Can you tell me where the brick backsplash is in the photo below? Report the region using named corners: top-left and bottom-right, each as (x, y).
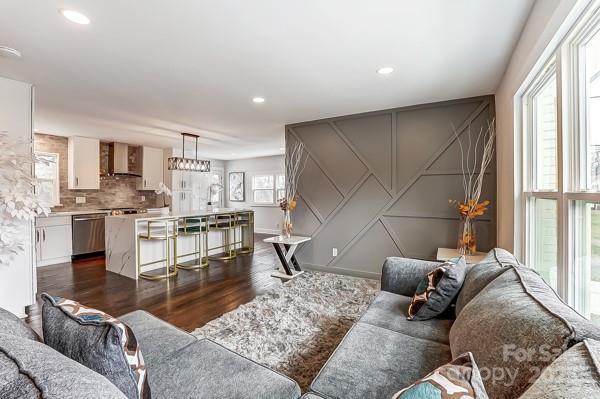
top-left (34, 133), bottom-right (159, 211)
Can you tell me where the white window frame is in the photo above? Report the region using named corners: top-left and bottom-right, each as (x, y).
top-left (210, 167), bottom-right (224, 207)
top-left (34, 151), bottom-right (60, 207)
top-left (519, 1), bottom-right (600, 308)
top-left (251, 171), bottom-right (285, 206)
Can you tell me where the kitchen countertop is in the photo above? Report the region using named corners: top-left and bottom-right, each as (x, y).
top-left (37, 209), bottom-right (110, 218)
top-left (106, 208), bottom-right (253, 222)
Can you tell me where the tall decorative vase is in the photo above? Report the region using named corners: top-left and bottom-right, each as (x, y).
top-left (457, 216), bottom-right (476, 255)
top-left (282, 209), bottom-right (292, 239)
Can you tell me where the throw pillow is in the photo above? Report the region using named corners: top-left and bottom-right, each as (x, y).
top-left (41, 294), bottom-right (150, 399)
top-left (407, 256), bottom-right (467, 320)
top-left (391, 352), bottom-right (488, 399)
top-left (0, 332), bottom-right (127, 399)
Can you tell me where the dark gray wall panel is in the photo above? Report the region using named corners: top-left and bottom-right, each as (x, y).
top-left (334, 114), bottom-right (392, 189)
top-left (428, 102), bottom-right (495, 171)
top-left (388, 174), bottom-right (495, 219)
top-left (291, 123), bottom-right (367, 194)
top-left (297, 154), bottom-right (343, 220)
top-left (297, 175), bottom-right (391, 266)
top-left (286, 95), bottom-right (496, 277)
top-left (385, 217), bottom-right (493, 260)
top-left (334, 220), bottom-right (402, 275)
top-left (293, 196), bottom-right (322, 236)
top-left (395, 100), bottom-right (482, 190)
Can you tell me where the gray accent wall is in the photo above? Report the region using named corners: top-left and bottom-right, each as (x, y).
top-left (286, 96), bottom-right (496, 278)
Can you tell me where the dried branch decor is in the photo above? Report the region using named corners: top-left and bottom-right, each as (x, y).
top-left (279, 141), bottom-right (308, 237)
top-left (449, 119), bottom-right (495, 255)
top-left (0, 133), bottom-right (51, 264)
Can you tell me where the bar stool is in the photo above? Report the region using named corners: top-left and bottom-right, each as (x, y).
top-left (235, 211), bottom-right (254, 255)
top-left (176, 216), bottom-right (209, 269)
top-left (208, 213), bottom-right (237, 260)
top-left (137, 218), bottom-right (178, 280)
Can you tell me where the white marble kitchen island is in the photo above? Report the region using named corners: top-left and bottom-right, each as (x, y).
top-left (105, 208), bottom-right (253, 279)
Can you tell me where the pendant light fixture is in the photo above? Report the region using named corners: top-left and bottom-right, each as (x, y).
top-left (168, 133), bottom-right (210, 172)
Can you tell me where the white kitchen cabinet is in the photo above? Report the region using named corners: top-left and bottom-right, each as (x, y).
top-left (171, 190), bottom-right (192, 213)
top-left (68, 136), bottom-right (100, 189)
top-left (35, 216), bottom-right (72, 267)
top-left (137, 146), bottom-right (163, 191)
top-left (171, 170), bottom-right (192, 191)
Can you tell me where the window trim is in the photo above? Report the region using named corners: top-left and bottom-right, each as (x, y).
top-left (519, 0), bottom-right (600, 309)
top-left (35, 151), bottom-right (60, 207)
top-left (250, 171), bottom-right (285, 207)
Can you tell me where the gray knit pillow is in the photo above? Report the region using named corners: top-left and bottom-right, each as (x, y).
top-left (42, 294), bottom-right (150, 399)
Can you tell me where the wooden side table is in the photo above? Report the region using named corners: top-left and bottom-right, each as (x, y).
top-left (436, 247), bottom-right (486, 265)
top-left (264, 235), bottom-right (311, 280)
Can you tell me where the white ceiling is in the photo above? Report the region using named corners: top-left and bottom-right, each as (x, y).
top-left (0, 0), bottom-right (534, 160)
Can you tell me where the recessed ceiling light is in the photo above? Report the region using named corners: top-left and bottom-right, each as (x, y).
top-left (0, 46), bottom-right (22, 58)
top-left (252, 97), bottom-right (265, 104)
top-left (60, 9), bottom-right (91, 25)
top-left (377, 66), bottom-right (394, 75)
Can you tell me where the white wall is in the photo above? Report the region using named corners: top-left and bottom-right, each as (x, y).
top-left (225, 155), bottom-right (284, 234)
top-left (0, 77), bottom-right (35, 317)
top-left (495, 0), bottom-right (579, 256)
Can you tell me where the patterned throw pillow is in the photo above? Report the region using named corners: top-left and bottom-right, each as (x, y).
top-left (41, 294), bottom-right (150, 399)
top-left (391, 352), bottom-right (488, 399)
top-left (407, 256), bottom-right (467, 320)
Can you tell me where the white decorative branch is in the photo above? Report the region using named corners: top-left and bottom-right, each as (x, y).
top-left (0, 133), bottom-right (51, 265)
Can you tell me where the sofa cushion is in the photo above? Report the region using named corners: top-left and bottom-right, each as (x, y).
top-left (519, 339), bottom-right (600, 399)
top-left (390, 352), bottom-right (488, 399)
top-left (146, 338), bottom-right (301, 399)
top-left (119, 310), bottom-right (196, 366)
top-left (0, 306), bottom-right (40, 341)
top-left (450, 265), bottom-right (600, 399)
top-left (0, 352), bottom-right (40, 398)
top-left (310, 322), bottom-right (452, 399)
top-left (42, 294), bottom-right (149, 399)
top-left (455, 248), bottom-right (520, 316)
top-left (359, 291), bottom-right (453, 344)
top-left (0, 332), bottom-right (127, 399)
top-left (408, 256), bottom-right (466, 320)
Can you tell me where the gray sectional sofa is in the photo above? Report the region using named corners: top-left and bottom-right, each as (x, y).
top-left (2, 247), bottom-right (599, 398)
top-left (303, 248), bottom-right (600, 399)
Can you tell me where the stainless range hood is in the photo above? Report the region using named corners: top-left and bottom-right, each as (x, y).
top-left (107, 142), bottom-right (142, 176)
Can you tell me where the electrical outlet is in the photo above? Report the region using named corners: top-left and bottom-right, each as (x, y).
top-left (332, 248), bottom-right (338, 257)
top-left (75, 196), bottom-right (86, 204)
top-left (140, 196), bottom-right (145, 201)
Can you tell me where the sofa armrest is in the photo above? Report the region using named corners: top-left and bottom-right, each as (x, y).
top-left (381, 257), bottom-right (441, 296)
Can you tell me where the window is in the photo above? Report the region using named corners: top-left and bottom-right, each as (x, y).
top-left (34, 152), bottom-right (60, 206)
top-left (251, 173), bottom-right (285, 205)
top-left (521, 3), bottom-right (600, 325)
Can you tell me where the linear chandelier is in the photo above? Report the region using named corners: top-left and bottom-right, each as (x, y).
top-left (168, 133), bottom-right (210, 172)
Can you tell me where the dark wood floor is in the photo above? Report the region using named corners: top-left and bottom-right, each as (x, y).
top-left (26, 234), bottom-right (283, 334)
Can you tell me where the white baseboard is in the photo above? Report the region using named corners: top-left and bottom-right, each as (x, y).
top-left (36, 256), bottom-right (72, 267)
top-left (255, 228), bottom-right (280, 235)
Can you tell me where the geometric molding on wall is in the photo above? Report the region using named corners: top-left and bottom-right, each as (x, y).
top-left (427, 102), bottom-right (494, 172)
top-left (290, 123), bottom-right (367, 194)
top-left (296, 174), bottom-right (392, 266)
top-left (297, 152), bottom-right (344, 220)
top-left (292, 196), bottom-right (322, 237)
top-left (334, 220), bottom-right (402, 274)
top-left (395, 99), bottom-right (484, 191)
top-left (333, 113), bottom-right (393, 191)
top-left (288, 95), bottom-right (496, 273)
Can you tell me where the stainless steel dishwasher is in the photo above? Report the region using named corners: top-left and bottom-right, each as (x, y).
top-left (72, 213), bottom-right (106, 256)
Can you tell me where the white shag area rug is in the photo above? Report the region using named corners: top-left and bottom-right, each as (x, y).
top-left (192, 271), bottom-right (380, 390)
